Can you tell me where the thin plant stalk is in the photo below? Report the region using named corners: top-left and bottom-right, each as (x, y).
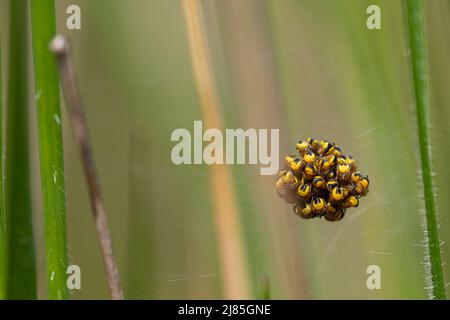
top-left (405, 0), bottom-right (446, 299)
top-left (126, 131), bottom-right (154, 299)
top-left (182, 0), bottom-right (251, 299)
top-left (50, 35), bottom-right (124, 300)
top-left (0, 42), bottom-right (6, 300)
top-left (6, 0), bottom-right (36, 299)
top-left (30, 0), bottom-right (68, 300)
top-left (258, 274), bottom-right (271, 300)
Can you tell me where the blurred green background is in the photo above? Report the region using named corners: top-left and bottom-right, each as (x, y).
top-left (1, 0), bottom-right (449, 299)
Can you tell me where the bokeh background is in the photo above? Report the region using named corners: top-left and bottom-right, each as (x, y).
top-left (1, 0), bottom-right (450, 299)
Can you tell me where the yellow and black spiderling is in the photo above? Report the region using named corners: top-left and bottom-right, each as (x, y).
top-left (275, 138), bottom-right (369, 222)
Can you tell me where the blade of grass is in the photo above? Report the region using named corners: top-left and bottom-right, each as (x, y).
top-left (258, 274), bottom-right (271, 300)
top-left (30, 0), bottom-right (68, 300)
top-left (0, 42), bottom-right (6, 300)
top-left (181, 0), bottom-right (251, 299)
top-left (126, 130), bottom-right (155, 299)
top-left (405, 0), bottom-right (446, 300)
top-left (6, 0), bottom-right (36, 299)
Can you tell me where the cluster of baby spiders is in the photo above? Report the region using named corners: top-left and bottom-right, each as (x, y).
top-left (276, 138), bottom-right (369, 221)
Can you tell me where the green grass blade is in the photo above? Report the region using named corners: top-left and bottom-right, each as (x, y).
top-left (31, 0), bottom-right (68, 300)
top-left (0, 41), bottom-right (6, 300)
top-left (6, 0), bottom-right (36, 299)
top-left (405, 0), bottom-right (446, 300)
top-left (258, 274), bottom-right (271, 300)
